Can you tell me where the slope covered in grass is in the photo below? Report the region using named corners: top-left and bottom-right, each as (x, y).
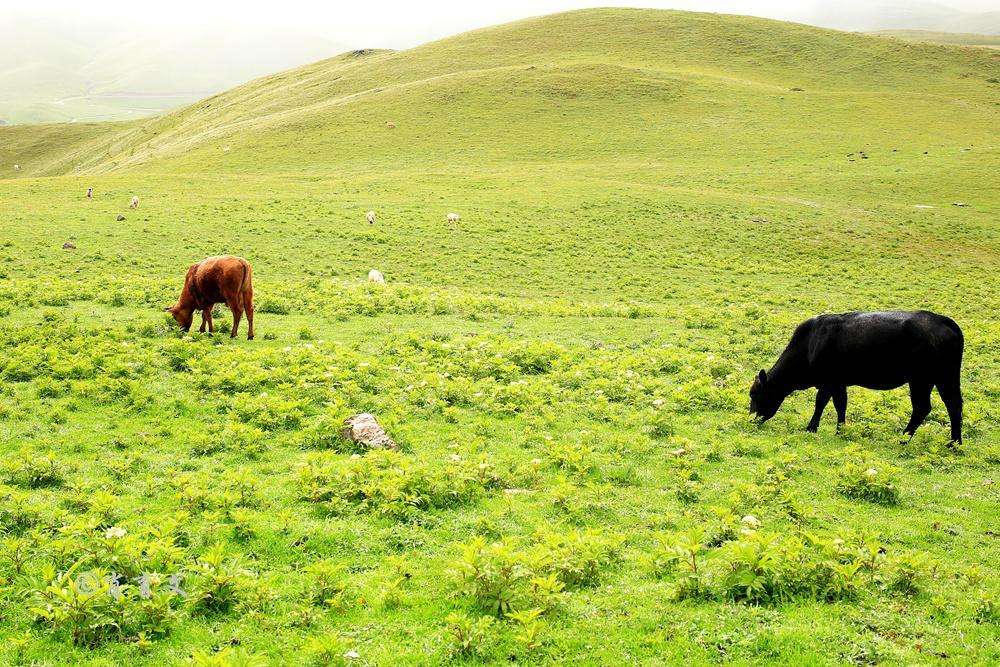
top-left (4, 8), bottom-right (997, 178)
top-left (0, 9), bottom-right (998, 665)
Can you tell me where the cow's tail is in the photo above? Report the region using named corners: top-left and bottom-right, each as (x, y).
top-left (238, 259), bottom-right (252, 310)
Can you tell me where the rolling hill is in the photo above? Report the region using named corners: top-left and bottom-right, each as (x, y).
top-left (0, 9), bottom-right (997, 665)
top-left (4, 8), bottom-right (998, 187)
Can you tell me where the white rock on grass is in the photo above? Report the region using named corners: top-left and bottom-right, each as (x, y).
top-left (341, 413), bottom-right (397, 450)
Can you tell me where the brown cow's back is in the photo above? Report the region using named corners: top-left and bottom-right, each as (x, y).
top-left (189, 256), bottom-right (251, 307)
top-left (169, 255), bottom-right (254, 339)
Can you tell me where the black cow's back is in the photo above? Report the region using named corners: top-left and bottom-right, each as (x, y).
top-left (802, 311), bottom-right (962, 390)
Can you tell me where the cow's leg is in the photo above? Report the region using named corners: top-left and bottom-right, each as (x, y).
top-left (832, 386), bottom-right (848, 430)
top-left (936, 374), bottom-right (963, 444)
top-left (206, 308), bottom-right (214, 333)
top-left (806, 387), bottom-right (832, 432)
top-left (245, 297), bottom-right (254, 340)
top-left (903, 381), bottom-right (932, 438)
top-left (199, 309), bottom-right (210, 333)
top-left (228, 299), bottom-right (243, 339)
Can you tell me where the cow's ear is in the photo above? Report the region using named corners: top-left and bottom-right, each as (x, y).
top-left (758, 369), bottom-right (767, 384)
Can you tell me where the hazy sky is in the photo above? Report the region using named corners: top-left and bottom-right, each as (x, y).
top-left (13, 1), bottom-right (1000, 48)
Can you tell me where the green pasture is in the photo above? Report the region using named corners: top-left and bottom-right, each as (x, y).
top-left (0, 9), bottom-right (997, 665)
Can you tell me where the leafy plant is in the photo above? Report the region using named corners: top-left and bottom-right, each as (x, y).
top-left (445, 612), bottom-right (496, 659)
top-left (187, 544), bottom-right (253, 615)
top-left (452, 537), bottom-right (531, 618)
top-left (303, 559), bottom-right (349, 609)
top-left (835, 454), bottom-right (900, 505)
top-left (4, 450), bottom-right (68, 489)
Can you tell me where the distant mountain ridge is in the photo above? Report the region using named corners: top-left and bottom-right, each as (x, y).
top-left (869, 29), bottom-right (1000, 47)
top-left (0, 12), bottom-right (348, 125)
top-left (3, 3), bottom-right (998, 126)
top-left (790, 1), bottom-right (1000, 34)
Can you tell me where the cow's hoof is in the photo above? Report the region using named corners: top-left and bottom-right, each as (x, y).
top-left (248, 336), bottom-right (254, 341)
top-left (805, 425), bottom-right (818, 433)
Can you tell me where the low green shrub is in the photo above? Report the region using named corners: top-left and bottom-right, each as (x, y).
top-left (452, 529), bottom-right (620, 618)
top-left (186, 544), bottom-right (254, 615)
top-left (4, 450), bottom-right (68, 489)
top-left (836, 454), bottom-right (900, 505)
top-left (445, 612), bottom-right (497, 659)
top-left (298, 450), bottom-right (492, 520)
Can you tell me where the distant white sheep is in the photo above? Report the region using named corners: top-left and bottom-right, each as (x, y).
top-left (13, 164), bottom-right (19, 171)
top-left (368, 269), bottom-right (385, 284)
top-left (366, 210), bottom-right (376, 224)
top-left (386, 121), bottom-right (396, 129)
top-left (130, 195), bottom-right (140, 209)
top-left (447, 212), bottom-right (460, 223)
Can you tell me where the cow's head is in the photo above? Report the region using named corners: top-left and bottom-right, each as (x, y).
top-left (749, 369), bottom-right (781, 422)
top-left (164, 305), bottom-right (194, 331)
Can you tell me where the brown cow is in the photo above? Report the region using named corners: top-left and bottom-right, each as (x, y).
top-left (165, 255), bottom-right (255, 339)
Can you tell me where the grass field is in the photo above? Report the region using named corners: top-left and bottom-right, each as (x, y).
top-left (0, 8), bottom-right (998, 665)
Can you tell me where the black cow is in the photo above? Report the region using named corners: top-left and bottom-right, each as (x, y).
top-left (750, 311), bottom-right (963, 443)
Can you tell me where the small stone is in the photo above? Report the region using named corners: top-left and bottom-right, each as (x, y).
top-left (116, 214), bottom-right (126, 221)
top-left (62, 241), bottom-right (76, 249)
top-left (741, 515), bottom-right (761, 529)
top-left (341, 413), bottom-right (397, 450)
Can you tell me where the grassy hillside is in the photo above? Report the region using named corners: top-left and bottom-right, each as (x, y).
top-left (871, 29), bottom-right (1000, 48)
top-left (0, 9), bottom-right (998, 665)
top-left (6, 9), bottom-right (998, 177)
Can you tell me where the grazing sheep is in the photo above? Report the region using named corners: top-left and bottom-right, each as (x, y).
top-left (447, 212), bottom-right (460, 223)
top-left (366, 210), bottom-right (376, 224)
top-left (386, 121), bottom-right (396, 129)
top-left (86, 187), bottom-right (93, 199)
top-left (13, 164), bottom-right (19, 171)
top-left (130, 196), bottom-right (139, 209)
top-left (368, 269), bottom-right (385, 284)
